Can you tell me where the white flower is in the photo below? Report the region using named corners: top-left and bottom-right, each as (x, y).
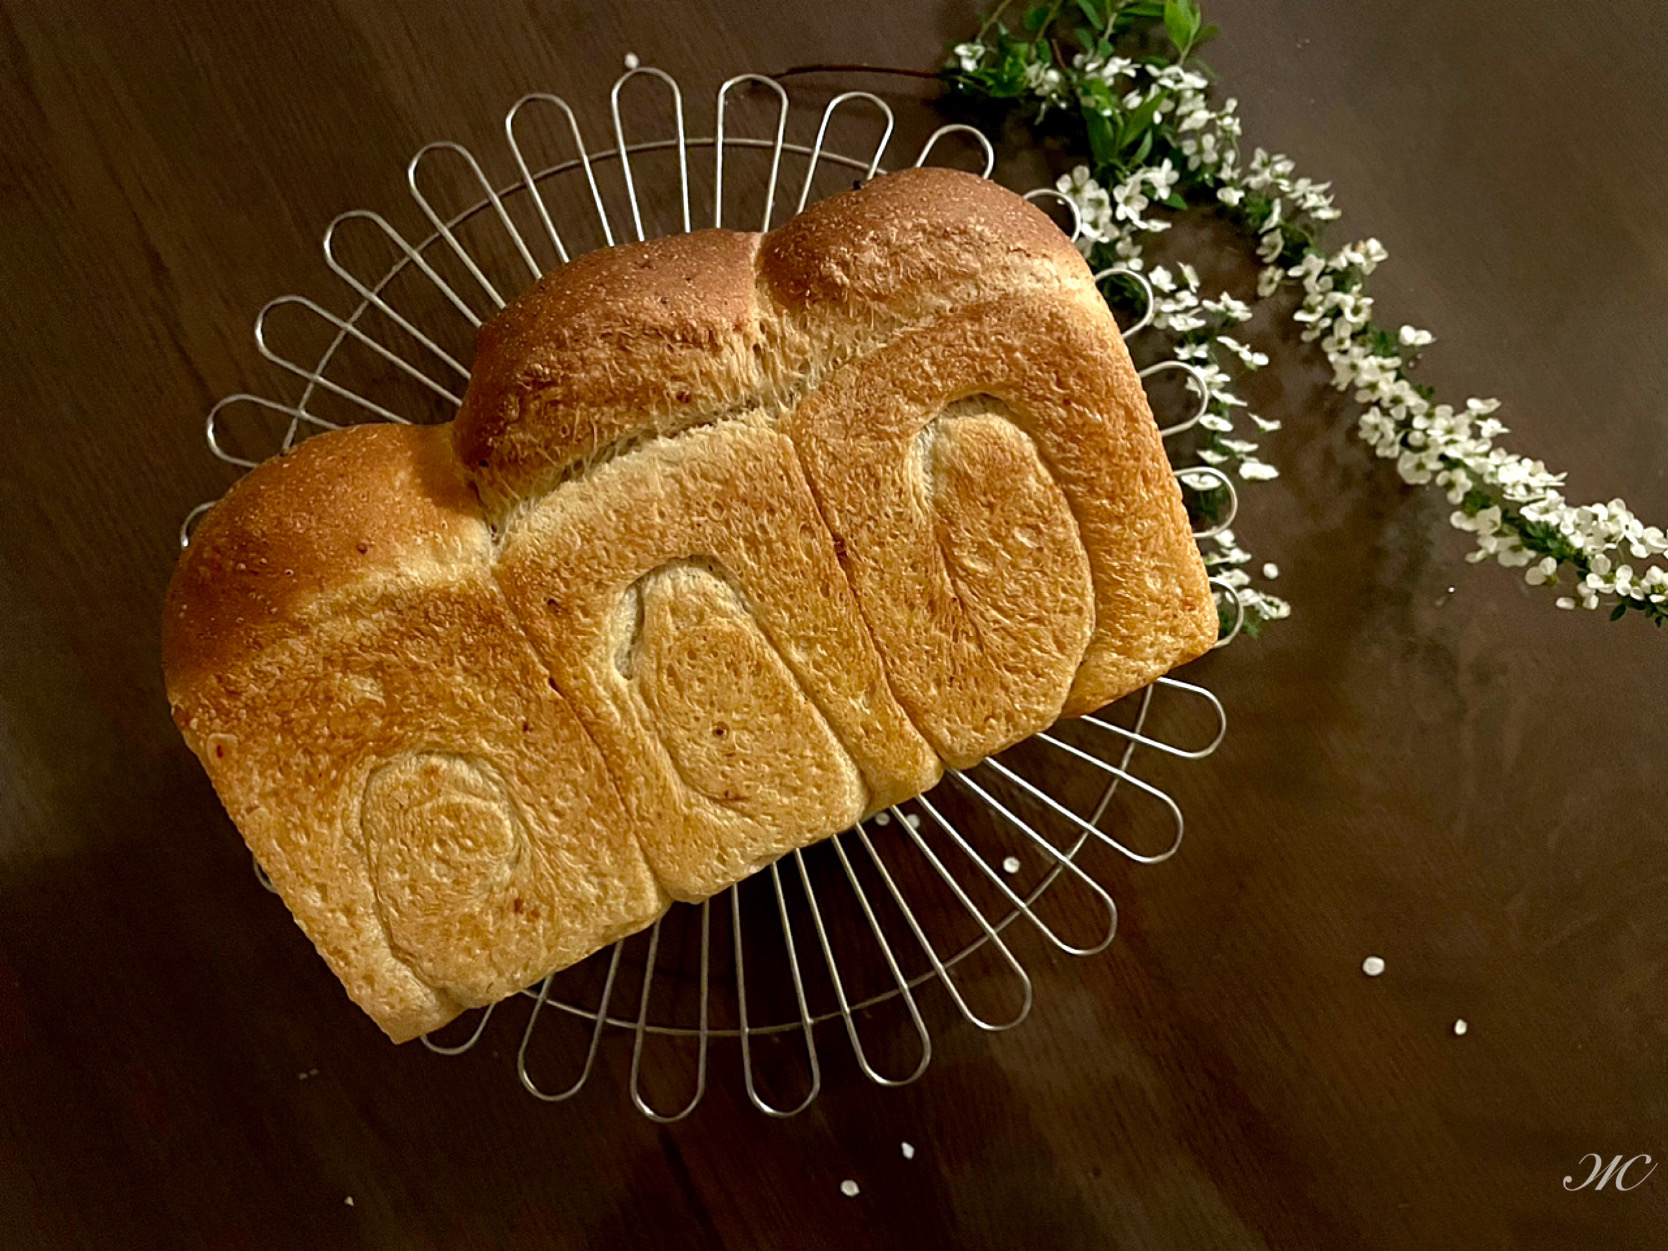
top-left (1023, 62), bottom-right (1065, 99)
top-left (952, 43), bottom-right (984, 73)
top-left (1055, 165), bottom-right (1115, 252)
top-left (1112, 175), bottom-right (1152, 225)
top-left (1150, 63), bottom-right (1209, 91)
top-left (1078, 54), bottom-right (1134, 85)
top-left (1398, 325), bottom-right (1435, 348)
top-left (1204, 293), bottom-right (1254, 323)
top-left (1145, 159), bottom-right (1180, 199)
top-left (1239, 460), bottom-right (1280, 481)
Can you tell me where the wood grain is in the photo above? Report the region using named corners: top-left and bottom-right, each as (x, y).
top-left (2, 1), bottom-right (1666, 1247)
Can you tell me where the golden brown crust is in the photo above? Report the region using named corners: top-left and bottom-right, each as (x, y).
top-left (783, 288), bottom-right (1214, 763)
top-left (165, 423), bottom-right (668, 1042)
top-left (454, 169), bottom-right (1094, 515)
top-left (758, 165), bottom-right (1083, 315)
top-left (495, 421), bottom-right (940, 900)
top-left (453, 229), bottom-right (766, 513)
top-left (165, 167), bottom-right (1213, 1042)
top-left (163, 423), bottom-right (484, 692)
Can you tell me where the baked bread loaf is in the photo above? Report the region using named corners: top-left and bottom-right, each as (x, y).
top-left (163, 167), bottom-right (1216, 1042)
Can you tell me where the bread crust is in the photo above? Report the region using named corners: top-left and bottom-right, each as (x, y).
top-left (164, 168), bottom-right (1214, 1041)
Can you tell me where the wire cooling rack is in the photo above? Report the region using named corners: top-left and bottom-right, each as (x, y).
top-left (192, 59), bottom-right (1243, 1121)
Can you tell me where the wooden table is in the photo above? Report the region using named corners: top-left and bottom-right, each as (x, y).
top-left (4, 1), bottom-right (1666, 1246)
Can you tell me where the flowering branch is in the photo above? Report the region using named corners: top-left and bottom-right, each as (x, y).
top-left (945, 0), bottom-right (1668, 627)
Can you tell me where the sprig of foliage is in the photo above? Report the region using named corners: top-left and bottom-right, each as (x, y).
top-left (944, 2), bottom-right (1668, 627)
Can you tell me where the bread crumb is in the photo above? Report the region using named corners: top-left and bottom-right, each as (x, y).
top-left (1361, 956), bottom-right (1385, 977)
top-left (874, 811), bottom-right (891, 825)
top-left (901, 1142), bottom-right (915, 1160)
top-left (1001, 856), bottom-right (1021, 875)
top-left (905, 813), bottom-right (922, 829)
top-left (344, 1197), bottom-right (354, 1207)
top-left (624, 52), bottom-right (641, 69)
top-left (840, 1179), bottom-right (860, 1198)
top-left (1453, 1019), bottom-right (1468, 1036)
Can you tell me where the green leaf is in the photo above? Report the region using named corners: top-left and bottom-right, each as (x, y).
top-left (1023, 3), bottom-right (1051, 32)
top-left (1074, 0), bottom-right (1107, 28)
top-left (1363, 324), bottom-right (1399, 358)
top-left (1131, 129), bottom-right (1154, 166)
top-left (1119, 90), bottom-right (1165, 149)
top-left (1460, 487), bottom-right (1493, 517)
top-left (1085, 109), bottom-right (1119, 165)
top-left (1611, 603), bottom-right (1629, 621)
top-left (1163, 0), bottom-right (1190, 51)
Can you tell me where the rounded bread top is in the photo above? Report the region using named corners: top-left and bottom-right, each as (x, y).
top-left (757, 164), bottom-right (1083, 313)
top-left (452, 166), bottom-right (1086, 508)
top-left (162, 422), bottom-right (486, 693)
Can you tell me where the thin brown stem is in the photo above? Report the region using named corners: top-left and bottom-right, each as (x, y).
top-left (769, 63), bottom-right (943, 82)
top-left (977, 0), bottom-right (1019, 41)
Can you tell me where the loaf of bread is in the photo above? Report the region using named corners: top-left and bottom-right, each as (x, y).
top-left (163, 167), bottom-right (1216, 1042)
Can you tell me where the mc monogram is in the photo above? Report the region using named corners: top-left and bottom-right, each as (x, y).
top-left (1563, 1154), bottom-right (1657, 1192)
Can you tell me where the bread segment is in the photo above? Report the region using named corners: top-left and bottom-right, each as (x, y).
top-left (163, 425), bottom-right (667, 1041)
top-left (783, 289), bottom-right (1215, 735)
top-left (496, 419), bottom-right (941, 899)
top-left (163, 168), bottom-right (1215, 1041)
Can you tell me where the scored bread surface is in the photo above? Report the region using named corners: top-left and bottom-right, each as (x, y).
top-left (162, 167), bottom-right (1217, 1041)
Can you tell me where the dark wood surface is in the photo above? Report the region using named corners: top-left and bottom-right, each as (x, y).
top-left (4, 1), bottom-right (1667, 1247)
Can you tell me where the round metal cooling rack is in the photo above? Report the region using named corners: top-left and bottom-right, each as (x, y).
top-left (203, 59), bottom-right (1241, 1122)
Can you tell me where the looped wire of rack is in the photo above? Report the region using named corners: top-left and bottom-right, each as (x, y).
top-left (205, 58), bottom-right (1236, 1122)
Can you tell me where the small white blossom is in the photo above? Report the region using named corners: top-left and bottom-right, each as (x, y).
top-left (1076, 53), bottom-right (1135, 85)
top-left (1023, 61), bottom-right (1066, 100)
top-left (1145, 158), bottom-right (1180, 200)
